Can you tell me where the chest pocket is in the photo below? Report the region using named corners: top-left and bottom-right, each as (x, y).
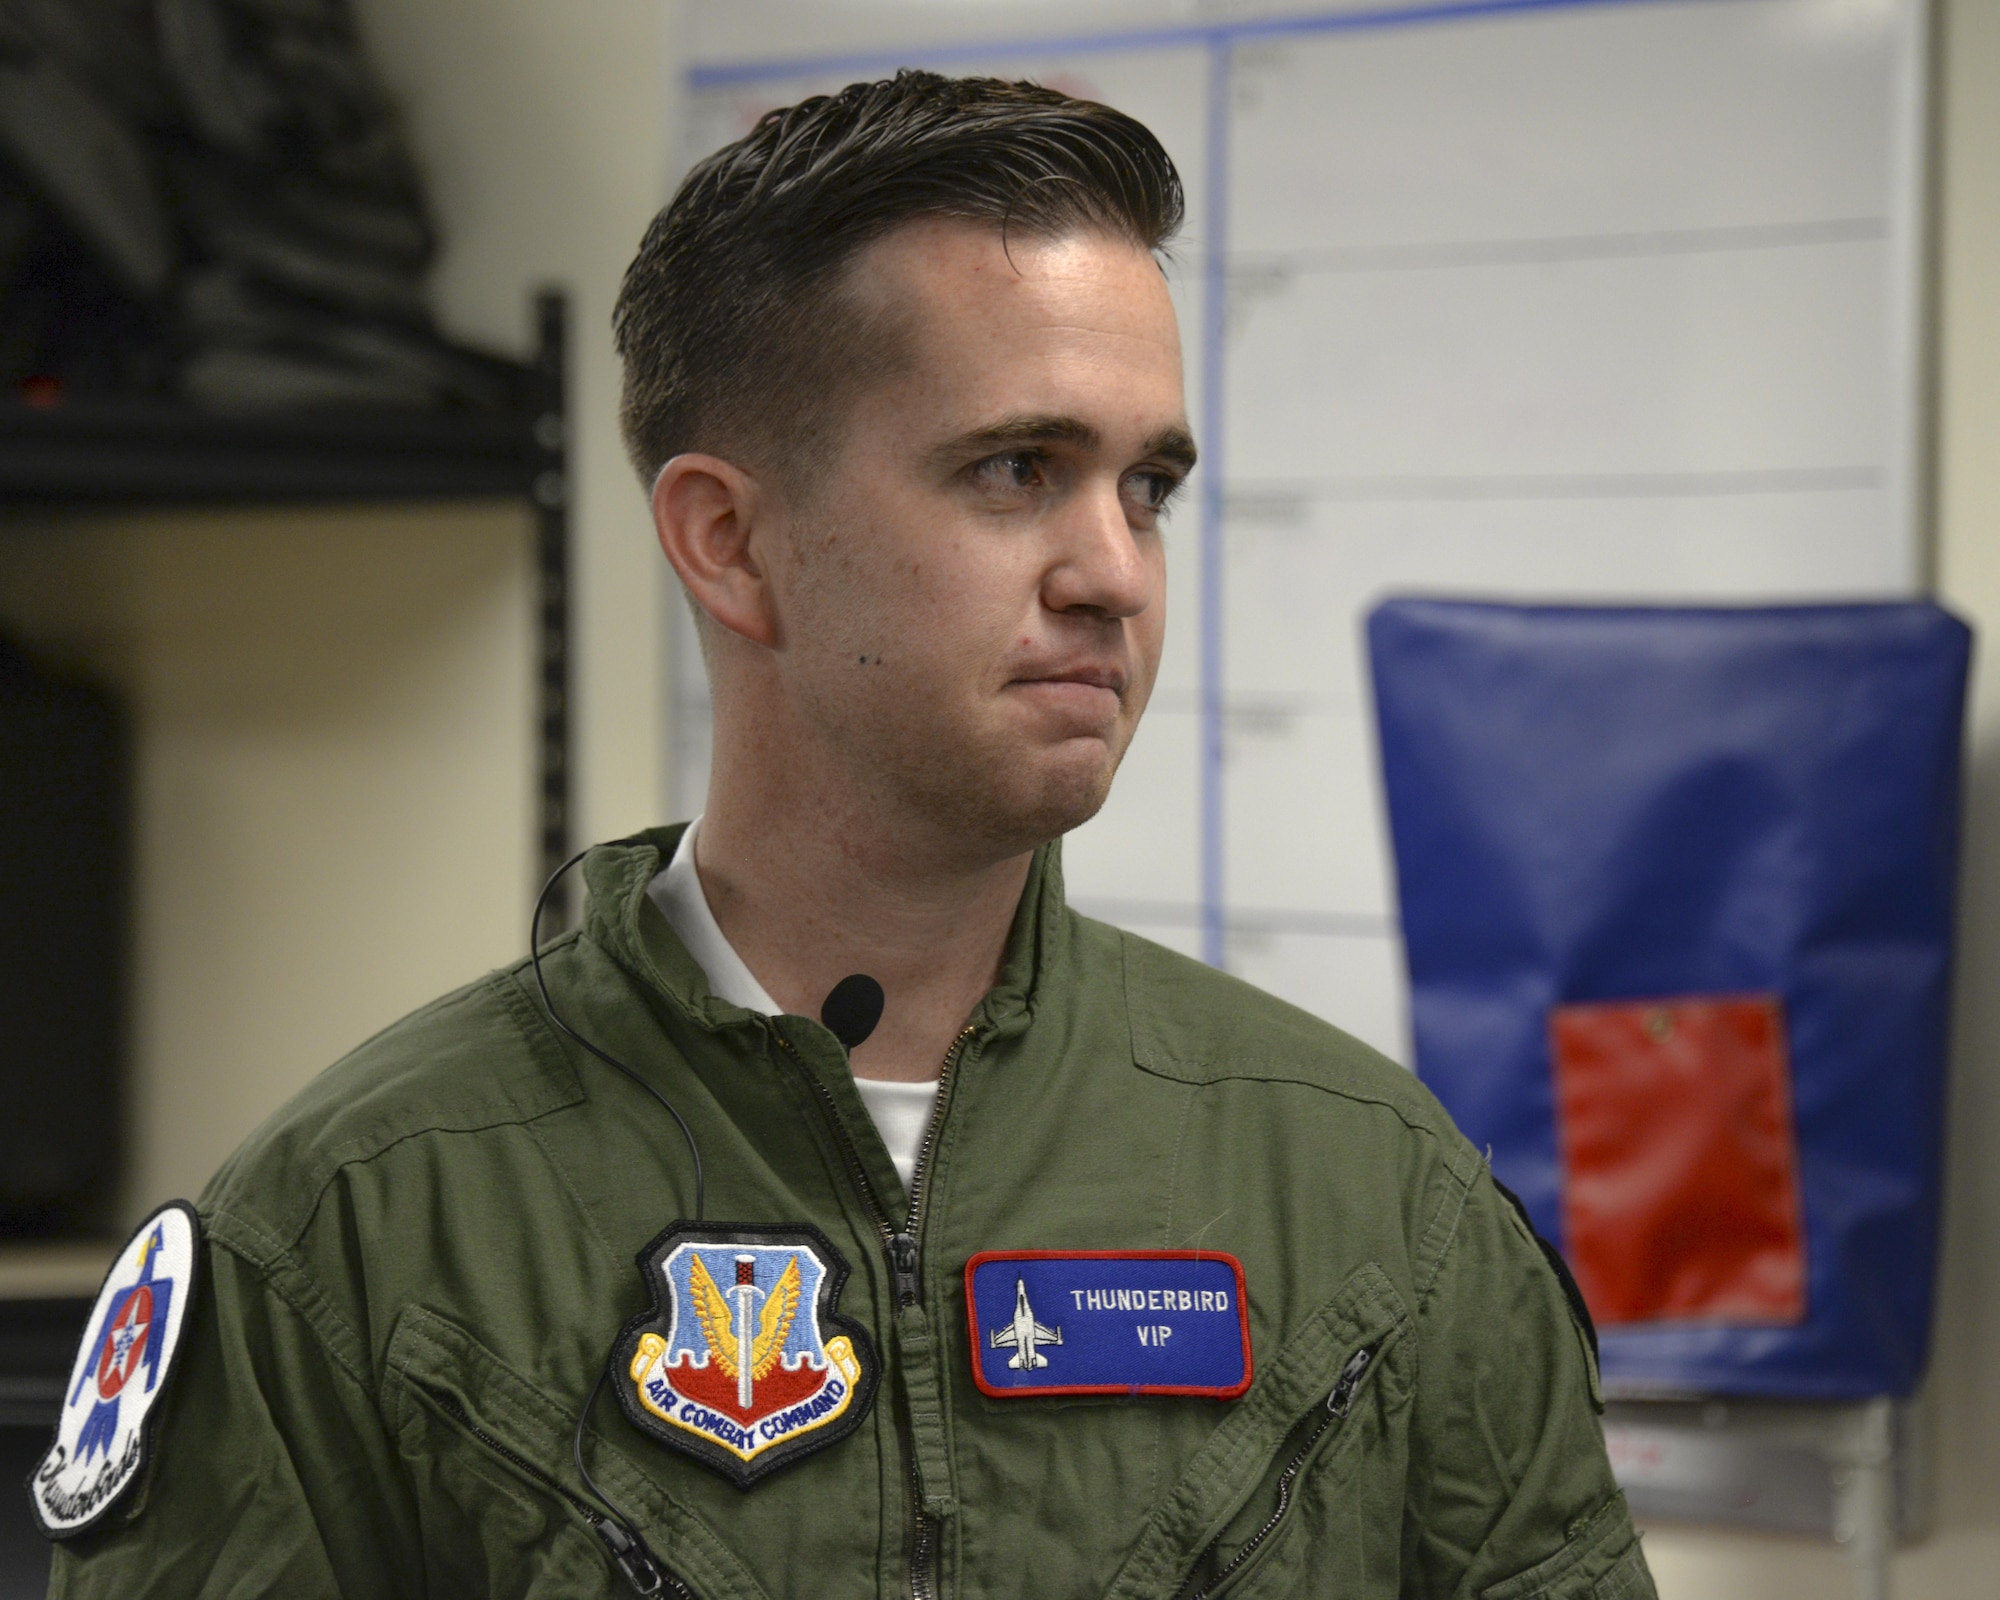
top-left (1099, 1264), bottom-right (1414, 1600)
top-left (383, 1305), bottom-right (766, 1600)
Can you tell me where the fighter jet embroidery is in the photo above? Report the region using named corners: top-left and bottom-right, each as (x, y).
top-left (988, 1276), bottom-right (1063, 1369)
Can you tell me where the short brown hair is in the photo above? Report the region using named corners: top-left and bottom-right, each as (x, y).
top-left (613, 71), bottom-right (1184, 490)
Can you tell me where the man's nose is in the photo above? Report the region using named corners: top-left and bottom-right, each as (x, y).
top-left (1042, 479), bottom-right (1156, 620)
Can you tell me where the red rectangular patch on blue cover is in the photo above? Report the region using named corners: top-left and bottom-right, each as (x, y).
top-left (964, 1251), bottom-right (1252, 1399)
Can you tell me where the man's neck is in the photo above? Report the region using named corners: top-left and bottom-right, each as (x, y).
top-left (691, 799), bottom-right (1033, 1084)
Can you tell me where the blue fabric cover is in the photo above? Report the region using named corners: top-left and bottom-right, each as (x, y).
top-left (1367, 600), bottom-right (1970, 1399)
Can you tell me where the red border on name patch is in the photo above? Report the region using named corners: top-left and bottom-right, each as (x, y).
top-left (962, 1249), bottom-right (1254, 1400)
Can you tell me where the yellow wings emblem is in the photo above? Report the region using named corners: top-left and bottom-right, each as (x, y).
top-left (687, 1253), bottom-right (802, 1381)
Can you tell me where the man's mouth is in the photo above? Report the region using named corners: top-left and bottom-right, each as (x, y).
top-left (1009, 662), bottom-right (1128, 697)
top-left (1006, 661), bottom-right (1129, 725)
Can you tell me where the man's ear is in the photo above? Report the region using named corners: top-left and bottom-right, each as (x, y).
top-left (651, 453), bottom-right (782, 648)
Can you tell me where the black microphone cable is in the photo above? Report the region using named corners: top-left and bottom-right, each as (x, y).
top-left (527, 846), bottom-right (886, 1596)
top-left (531, 847), bottom-right (695, 1597)
top-left (532, 847), bottom-right (707, 1222)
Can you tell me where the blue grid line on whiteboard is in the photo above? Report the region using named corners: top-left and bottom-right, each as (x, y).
top-left (687, 0), bottom-right (1712, 88)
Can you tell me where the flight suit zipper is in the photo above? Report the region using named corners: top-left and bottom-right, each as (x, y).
top-left (777, 1022), bottom-right (978, 1600)
top-left (423, 1386), bottom-right (693, 1598)
top-left (1180, 1344), bottom-right (1378, 1600)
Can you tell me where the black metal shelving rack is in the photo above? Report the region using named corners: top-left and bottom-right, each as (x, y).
top-left (0, 290), bottom-right (573, 907)
top-left (0, 291), bottom-right (573, 1430)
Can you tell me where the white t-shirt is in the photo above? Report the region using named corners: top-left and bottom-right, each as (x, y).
top-left (645, 817), bottom-right (938, 1188)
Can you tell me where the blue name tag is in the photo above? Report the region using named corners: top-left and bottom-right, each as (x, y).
top-left (963, 1251), bottom-right (1252, 1399)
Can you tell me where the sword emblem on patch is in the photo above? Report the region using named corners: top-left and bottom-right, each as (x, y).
top-left (610, 1222), bottom-right (878, 1487)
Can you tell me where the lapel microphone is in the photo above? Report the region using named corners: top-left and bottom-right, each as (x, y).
top-left (820, 974), bottom-right (886, 1050)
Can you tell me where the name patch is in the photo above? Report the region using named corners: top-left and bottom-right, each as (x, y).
top-left (964, 1250), bottom-right (1252, 1399)
top-left (610, 1221), bottom-right (879, 1488)
top-left (32, 1201), bottom-right (202, 1539)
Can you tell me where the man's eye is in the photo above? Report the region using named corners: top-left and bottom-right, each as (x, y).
top-left (972, 450), bottom-right (1050, 492)
top-left (1128, 470), bottom-right (1186, 514)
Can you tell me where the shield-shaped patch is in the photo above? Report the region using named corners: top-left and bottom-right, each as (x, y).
top-left (610, 1221), bottom-right (878, 1488)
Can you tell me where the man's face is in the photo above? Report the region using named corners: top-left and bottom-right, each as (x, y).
top-left (763, 219), bottom-right (1191, 861)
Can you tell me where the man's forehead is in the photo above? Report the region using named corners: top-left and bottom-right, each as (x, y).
top-left (845, 219), bottom-right (1172, 345)
top-left (842, 218), bottom-right (1186, 442)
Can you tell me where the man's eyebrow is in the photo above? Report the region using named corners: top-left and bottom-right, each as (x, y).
top-left (931, 415), bottom-right (1199, 471)
top-left (932, 414), bottom-right (1101, 465)
top-left (1142, 426), bottom-right (1199, 472)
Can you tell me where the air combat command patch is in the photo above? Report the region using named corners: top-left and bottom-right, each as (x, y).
top-left (32, 1201), bottom-right (203, 1538)
top-left (611, 1222), bottom-right (879, 1488)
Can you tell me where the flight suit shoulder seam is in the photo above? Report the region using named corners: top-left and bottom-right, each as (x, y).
top-left (1119, 935), bottom-right (1460, 1133)
top-left (520, 1116), bottom-right (622, 1265)
top-left (214, 973), bottom-right (585, 1256)
top-left (1412, 1152), bottom-right (1477, 1312)
top-left (1136, 1046), bottom-right (1472, 1147)
top-left (205, 1209), bottom-right (373, 1391)
top-left (241, 1106), bottom-right (580, 1264)
top-left (493, 957), bottom-right (590, 1082)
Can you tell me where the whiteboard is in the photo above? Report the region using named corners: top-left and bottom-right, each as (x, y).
top-left (668, 0), bottom-right (1931, 1062)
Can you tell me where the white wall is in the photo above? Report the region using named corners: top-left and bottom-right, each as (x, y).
top-left (0, 503), bottom-right (535, 1216)
top-left (352, 0), bottom-right (680, 848)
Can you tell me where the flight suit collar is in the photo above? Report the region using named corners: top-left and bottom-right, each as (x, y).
top-left (576, 821), bottom-right (1071, 1038)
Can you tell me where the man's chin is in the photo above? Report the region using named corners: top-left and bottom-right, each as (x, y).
top-left (954, 749), bottom-right (1119, 854)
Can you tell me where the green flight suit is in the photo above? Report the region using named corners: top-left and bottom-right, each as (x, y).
top-left (49, 827), bottom-right (1654, 1599)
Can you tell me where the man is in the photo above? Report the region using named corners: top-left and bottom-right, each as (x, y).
top-left (44, 74), bottom-right (1652, 1597)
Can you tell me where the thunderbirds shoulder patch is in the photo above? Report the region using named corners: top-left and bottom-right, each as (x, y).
top-left (32, 1201), bottom-right (202, 1538)
top-left (611, 1222), bottom-right (879, 1488)
top-left (965, 1249), bottom-right (1253, 1399)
